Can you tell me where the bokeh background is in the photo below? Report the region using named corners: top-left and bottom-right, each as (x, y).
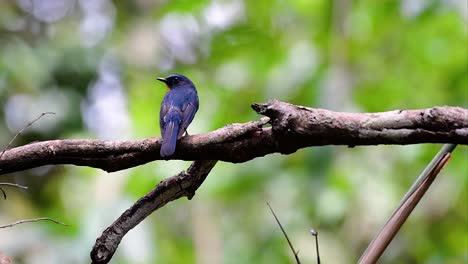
top-left (0, 0), bottom-right (467, 263)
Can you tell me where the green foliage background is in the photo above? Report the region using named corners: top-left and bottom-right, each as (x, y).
top-left (0, 1), bottom-right (466, 263)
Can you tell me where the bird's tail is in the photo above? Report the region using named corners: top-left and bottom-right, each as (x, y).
top-left (160, 120), bottom-right (180, 157)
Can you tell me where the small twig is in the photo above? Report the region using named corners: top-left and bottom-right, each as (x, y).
top-left (267, 202), bottom-right (301, 264)
top-left (358, 144), bottom-right (457, 263)
top-left (0, 183), bottom-right (28, 189)
top-left (0, 112), bottom-right (55, 160)
top-left (0, 183), bottom-right (28, 200)
top-left (310, 229), bottom-right (321, 264)
top-left (0, 217), bottom-right (67, 229)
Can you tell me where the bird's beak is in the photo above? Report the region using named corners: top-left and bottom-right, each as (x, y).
top-left (157, 77), bottom-right (167, 83)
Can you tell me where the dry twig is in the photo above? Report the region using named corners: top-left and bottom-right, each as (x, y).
top-left (310, 229), bottom-right (321, 264)
top-left (0, 217), bottom-right (67, 229)
top-left (0, 112), bottom-right (55, 160)
top-left (0, 183), bottom-right (28, 200)
top-left (267, 202), bottom-right (301, 264)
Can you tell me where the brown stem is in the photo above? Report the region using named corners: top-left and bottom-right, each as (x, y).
top-left (1, 101), bottom-right (466, 175)
top-left (358, 144), bottom-right (456, 263)
top-left (90, 160), bottom-right (218, 264)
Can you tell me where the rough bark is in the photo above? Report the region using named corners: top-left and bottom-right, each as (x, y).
top-left (90, 160), bottom-right (217, 264)
top-left (1, 100), bottom-right (467, 175)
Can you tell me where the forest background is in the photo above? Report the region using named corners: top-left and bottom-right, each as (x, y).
top-left (0, 1), bottom-right (466, 263)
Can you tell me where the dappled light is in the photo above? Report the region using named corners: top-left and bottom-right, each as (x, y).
top-left (0, 0), bottom-right (466, 263)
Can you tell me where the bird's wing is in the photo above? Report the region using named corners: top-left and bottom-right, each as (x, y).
top-left (178, 100), bottom-right (198, 138)
top-left (159, 101), bottom-right (171, 138)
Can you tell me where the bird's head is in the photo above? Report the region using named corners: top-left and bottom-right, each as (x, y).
top-left (157, 74), bottom-right (195, 90)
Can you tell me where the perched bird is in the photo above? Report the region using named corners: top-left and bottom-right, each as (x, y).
top-left (157, 74), bottom-right (199, 157)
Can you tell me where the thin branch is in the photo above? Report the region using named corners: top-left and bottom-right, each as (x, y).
top-left (0, 112), bottom-right (51, 199)
top-left (90, 160), bottom-right (218, 264)
top-left (267, 202), bottom-right (301, 264)
top-left (0, 112), bottom-right (55, 160)
top-left (1, 102), bottom-right (466, 175)
top-left (310, 229), bottom-right (321, 264)
top-left (0, 183), bottom-right (28, 189)
top-left (358, 144), bottom-right (457, 263)
top-left (0, 217), bottom-right (67, 229)
top-left (0, 183), bottom-right (28, 200)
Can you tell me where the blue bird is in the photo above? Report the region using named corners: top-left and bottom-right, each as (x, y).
top-left (157, 74), bottom-right (199, 157)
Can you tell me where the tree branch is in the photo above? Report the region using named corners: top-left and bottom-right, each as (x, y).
top-left (0, 100), bottom-right (466, 175)
top-left (0, 217), bottom-right (67, 229)
top-left (90, 160), bottom-right (217, 264)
